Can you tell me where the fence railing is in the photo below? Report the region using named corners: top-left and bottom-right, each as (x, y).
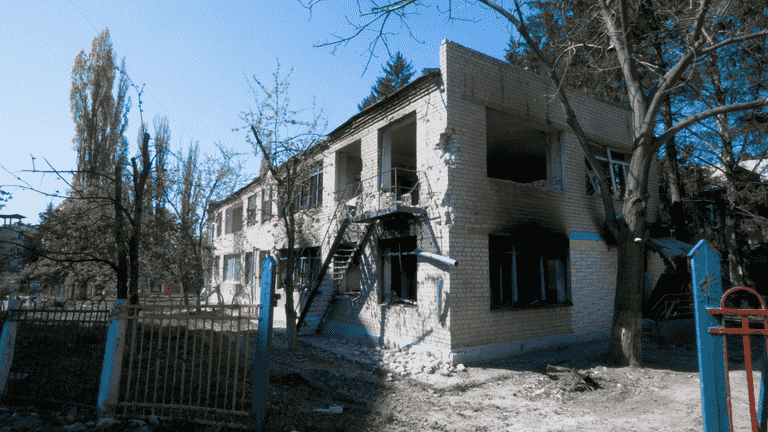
top-left (0, 297), bottom-right (112, 410)
top-left (0, 257), bottom-right (279, 431)
top-left (106, 299), bottom-right (259, 427)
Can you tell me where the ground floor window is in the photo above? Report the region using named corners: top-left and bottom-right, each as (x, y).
top-left (223, 254), bottom-right (241, 282)
top-left (489, 234), bottom-right (568, 309)
top-left (380, 236), bottom-right (417, 303)
top-left (277, 247), bottom-right (321, 290)
top-left (245, 252), bottom-right (254, 284)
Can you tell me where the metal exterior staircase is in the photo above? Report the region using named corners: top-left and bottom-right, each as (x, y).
top-left (296, 211), bottom-right (375, 336)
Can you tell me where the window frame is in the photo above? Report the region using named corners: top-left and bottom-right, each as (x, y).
top-left (586, 146), bottom-right (630, 199)
top-left (244, 251), bottom-right (254, 285)
top-left (261, 187), bottom-right (273, 222)
top-left (231, 205), bottom-right (243, 233)
top-left (223, 254), bottom-right (241, 282)
top-left (224, 208), bottom-right (233, 234)
top-left (247, 195), bottom-right (258, 226)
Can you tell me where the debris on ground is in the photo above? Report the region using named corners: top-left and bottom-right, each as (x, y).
top-left (546, 364), bottom-right (602, 392)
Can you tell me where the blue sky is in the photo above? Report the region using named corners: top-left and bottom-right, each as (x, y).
top-left (1, 0), bottom-right (517, 224)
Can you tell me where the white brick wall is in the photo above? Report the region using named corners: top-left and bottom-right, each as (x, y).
top-left (211, 40), bottom-right (661, 363)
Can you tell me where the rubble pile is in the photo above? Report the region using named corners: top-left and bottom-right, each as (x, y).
top-left (302, 335), bottom-right (466, 378)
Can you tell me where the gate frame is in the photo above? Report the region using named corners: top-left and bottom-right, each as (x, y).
top-left (691, 239), bottom-right (768, 432)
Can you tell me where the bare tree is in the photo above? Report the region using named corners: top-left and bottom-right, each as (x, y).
top-left (236, 63), bottom-right (327, 350)
top-left (302, 0), bottom-right (768, 365)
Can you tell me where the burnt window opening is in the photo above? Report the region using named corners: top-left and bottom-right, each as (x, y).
top-left (489, 234), bottom-right (569, 310)
top-left (485, 109), bottom-right (562, 188)
top-left (586, 146), bottom-right (630, 199)
top-left (380, 236), bottom-right (417, 304)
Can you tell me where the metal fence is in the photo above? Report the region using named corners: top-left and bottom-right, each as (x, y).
top-left (105, 294), bottom-right (262, 428)
top-left (0, 298), bottom-right (112, 411)
top-left (0, 257), bottom-right (278, 431)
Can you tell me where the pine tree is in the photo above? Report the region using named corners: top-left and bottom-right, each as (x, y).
top-left (357, 52), bottom-right (414, 111)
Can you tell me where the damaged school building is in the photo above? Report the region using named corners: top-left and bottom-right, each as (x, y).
top-left (209, 40), bottom-right (663, 365)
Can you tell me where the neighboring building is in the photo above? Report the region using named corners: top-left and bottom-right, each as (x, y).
top-left (210, 40), bottom-right (661, 365)
top-left (0, 214), bottom-right (31, 274)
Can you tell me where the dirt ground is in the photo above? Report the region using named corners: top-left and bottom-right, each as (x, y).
top-left (262, 324), bottom-right (767, 432)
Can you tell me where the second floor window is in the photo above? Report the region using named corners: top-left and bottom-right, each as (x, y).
top-left (247, 195), bottom-right (258, 226)
top-left (261, 187), bottom-right (273, 222)
top-left (225, 205), bottom-right (243, 234)
top-left (586, 146), bottom-right (630, 199)
top-left (216, 213), bottom-right (222, 237)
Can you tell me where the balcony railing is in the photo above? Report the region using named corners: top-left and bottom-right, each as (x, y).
top-left (338, 168), bottom-right (431, 216)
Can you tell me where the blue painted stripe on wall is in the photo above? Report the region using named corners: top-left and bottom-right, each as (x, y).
top-left (569, 231), bottom-right (603, 241)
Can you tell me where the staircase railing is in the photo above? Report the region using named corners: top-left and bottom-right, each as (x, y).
top-left (293, 169), bottom-right (433, 331)
top-left (294, 182), bottom-right (360, 329)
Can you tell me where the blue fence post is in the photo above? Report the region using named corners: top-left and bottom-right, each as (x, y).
top-left (248, 256), bottom-right (277, 432)
top-left (689, 239), bottom-right (732, 432)
top-left (97, 299), bottom-right (128, 421)
top-left (0, 300), bottom-right (21, 399)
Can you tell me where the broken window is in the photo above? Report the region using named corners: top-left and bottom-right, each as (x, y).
top-left (380, 117), bottom-right (417, 200)
top-left (489, 234), bottom-right (568, 309)
top-left (380, 236), bottom-right (417, 303)
top-left (586, 146), bottom-right (630, 199)
top-left (485, 108), bottom-right (562, 188)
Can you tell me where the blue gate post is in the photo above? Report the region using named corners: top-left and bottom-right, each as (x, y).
top-left (248, 256), bottom-right (277, 432)
top-left (97, 299), bottom-right (128, 420)
top-left (759, 352), bottom-right (768, 430)
top-left (0, 300), bottom-right (21, 399)
top-left (689, 239), bottom-right (732, 431)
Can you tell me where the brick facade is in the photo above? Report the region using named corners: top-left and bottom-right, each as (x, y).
top-left (211, 40), bottom-right (661, 365)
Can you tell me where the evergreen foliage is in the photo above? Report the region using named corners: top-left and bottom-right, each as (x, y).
top-left (358, 52), bottom-right (414, 111)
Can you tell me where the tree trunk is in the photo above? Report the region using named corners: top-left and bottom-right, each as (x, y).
top-left (128, 132), bottom-right (152, 306)
top-left (608, 223), bottom-right (646, 366)
top-left (114, 156), bottom-right (129, 300)
top-left (608, 145), bottom-right (652, 366)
